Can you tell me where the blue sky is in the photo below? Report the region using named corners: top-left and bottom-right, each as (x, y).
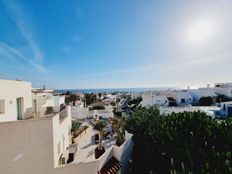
top-left (0, 0), bottom-right (231, 89)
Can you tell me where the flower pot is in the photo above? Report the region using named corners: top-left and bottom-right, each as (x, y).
top-left (95, 147), bottom-right (105, 159)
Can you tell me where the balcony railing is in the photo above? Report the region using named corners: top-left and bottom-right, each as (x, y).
top-left (59, 107), bottom-right (68, 123)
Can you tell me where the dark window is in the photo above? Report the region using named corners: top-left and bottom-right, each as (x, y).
top-left (223, 104), bottom-right (226, 111)
top-left (181, 98), bottom-right (185, 103)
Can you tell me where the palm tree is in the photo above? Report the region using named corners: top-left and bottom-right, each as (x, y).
top-left (94, 120), bottom-right (106, 158)
top-left (69, 93), bottom-right (79, 106)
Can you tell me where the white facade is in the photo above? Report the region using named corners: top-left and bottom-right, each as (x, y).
top-left (188, 89), bottom-right (216, 104)
top-left (32, 93), bottom-right (65, 118)
top-left (0, 79), bottom-right (72, 172)
top-left (52, 107), bottom-right (72, 166)
top-left (218, 101), bottom-right (232, 117)
top-left (71, 105), bottom-right (114, 119)
top-left (199, 83), bottom-right (232, 98)
top-left (0, 79), bottom-right (133, 174)
top-left (141, 93), bottom-right (169, 107)
top-left (172, 91), bottom-right (193, 106)
top-left (0, 79), bottom-right (32, 122)
top-left (0, 116), bottom-right (132, 174)
top-left (0, 106), bottom-right (73, 174)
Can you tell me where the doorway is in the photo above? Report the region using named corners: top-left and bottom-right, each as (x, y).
top-left (17, 97), bottom-right (24, 120)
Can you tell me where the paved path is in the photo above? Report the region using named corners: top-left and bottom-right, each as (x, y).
top-left (73, 125), bottom-right (116, 163)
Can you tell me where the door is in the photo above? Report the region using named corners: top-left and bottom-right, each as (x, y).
top-left (228, 107), bottom-right (232, 117)
top-left (17, 97), bottom-right (23, 120)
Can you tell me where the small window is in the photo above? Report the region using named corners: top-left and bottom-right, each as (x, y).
top-left (181, 98), bottom-right (185, 103)
top-left (0, 100), bottom-right (5, 114)
top-left (223, 104), bottom-right (226, 112)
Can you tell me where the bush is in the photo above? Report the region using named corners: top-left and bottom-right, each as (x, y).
top-left (215, 95), bottom-right (232, 103)
top-left (199, 96), bottom-right (213, 106)
top-left (91, 105), bottom-right (105, 110)
top-left (70, 121), bottom-right (81, 133)
top-left (126, 106), bottom-right (232, 174)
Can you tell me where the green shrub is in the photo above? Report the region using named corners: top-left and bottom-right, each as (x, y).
top-left (91, 105), bottom-right (105, 110)
top-left (126, 106), bottom-right (232, 174)
top-left (199, 96), bottom-right (213, 106)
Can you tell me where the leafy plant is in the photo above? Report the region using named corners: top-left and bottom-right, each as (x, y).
top-left (94, 120), bottom-right (106, 150)
top-left (199, 96), bottom-right (213, 106)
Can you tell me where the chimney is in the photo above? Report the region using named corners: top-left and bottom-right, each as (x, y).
top-left (43, 85), bottom-right (46, 90)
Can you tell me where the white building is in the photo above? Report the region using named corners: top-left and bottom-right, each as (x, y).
top-left (141, 93), bottom-right (169, 107)
top-left (0, 79), bottom-right (133, 174)
top-left (200, 83), bottom-right (232, 98)
top-left (188, 88), bottom-right (216, 104)
top-left (71, 104), bottom-right (114, 120)
top-left (0, 79), bottom-right (71, 172)
top-left (218, 101), bottom-right (232, 117)
top-left (188, 83), bottom-right (232, 104)
top-left (0, 79), bottom-right (33, 122)
top-left (169, 90), bottom-right (193, 106)
top-left (32, 92), bottom-right (65, 118)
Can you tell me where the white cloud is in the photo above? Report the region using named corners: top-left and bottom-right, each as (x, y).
top-left (0, 42), bottom-right (46, 73)
top-left (2, 0), bottom-right (45, 68)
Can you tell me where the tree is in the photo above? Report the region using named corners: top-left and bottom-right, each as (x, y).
top-left (70, 121), bottom-right (80, 133)
top-left (215, 94), bottom-right (232, 103)
top-left (85, 93), bottom-right (97, 106)
top-left (199, 96), bottom-right (213, 106)
top-left (125, 106), bottom-right (232, 174)
top-left (94, 120), bottom-right (106, 158)
top-left (91, 105), bottom-right (105, 110)
top-left (65, 93), bottom-right (80, 106)
top-left (98, 93), bottom-right (102, 100)
top-left (69, 93), bottom-right (80, 106)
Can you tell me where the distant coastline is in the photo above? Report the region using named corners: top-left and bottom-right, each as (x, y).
top-left (55, 87), bottom-right (177, 94)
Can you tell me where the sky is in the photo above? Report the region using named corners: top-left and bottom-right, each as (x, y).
top-left (0, 0), bottom-right (231, 89)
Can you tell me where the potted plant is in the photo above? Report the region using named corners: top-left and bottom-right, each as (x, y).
top-left (111, 117), bottom-right (125, 146)
top-left (94, 120), bottom-right (106, 159)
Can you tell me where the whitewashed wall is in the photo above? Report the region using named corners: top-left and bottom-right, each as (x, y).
top-left (52, 106), bottom-right (72, 167)
top-left (0, 106), bottom-right (133, 174)
top-left (0, 79), bottom-right (32, 122)
top-left (142, 93), bottom-right (169, 107)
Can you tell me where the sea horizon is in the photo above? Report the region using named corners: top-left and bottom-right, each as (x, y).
top-left (55, 87), bottom-right (179, 94)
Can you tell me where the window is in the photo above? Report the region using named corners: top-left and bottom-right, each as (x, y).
top-left (0, 100), bottom-right (5, 114)
top-left (181, 98), bottom-right (185, 103)
top-left (223, 104), bottom-right (226, 112)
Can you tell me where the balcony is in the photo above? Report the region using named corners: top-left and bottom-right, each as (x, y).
top-left (59, 107), bottom-right (68, 123)
top-left (43, 105), bottom-right (68, 123)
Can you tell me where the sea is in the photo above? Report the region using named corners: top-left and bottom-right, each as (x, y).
top-left (55, 87), bottom-right (176, 94)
